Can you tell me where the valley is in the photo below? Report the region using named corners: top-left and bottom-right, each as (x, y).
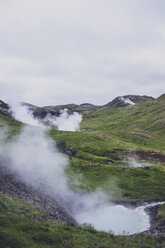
top-left (0, 94), bottom-right (165, 247)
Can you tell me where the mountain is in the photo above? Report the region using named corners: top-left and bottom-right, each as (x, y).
top-left (23, 94), bottom-right (154, 119)
top-left (101, 95), bottom-right (155, 110)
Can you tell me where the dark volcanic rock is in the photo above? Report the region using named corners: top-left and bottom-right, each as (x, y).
top-left (145, 205), bottom-right (165, 236)
top-left (0, 100), bottom-right (11, 116)
top-left (56, 141), bottom-right (67, 153)
top-left (56, 141), bottom-right (77, 158)
top-left (66, 147), bottom-right (77, 157)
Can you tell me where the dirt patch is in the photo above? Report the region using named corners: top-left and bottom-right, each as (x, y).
top-left (112, 149), bottom-right (165, 163)
top-left (128, 150), bottom-right (165, 163)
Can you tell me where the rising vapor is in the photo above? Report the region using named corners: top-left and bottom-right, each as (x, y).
top-left (45, 108), bottom-right (82, 131)
top-left (11, 103), bottom-right (82, 131)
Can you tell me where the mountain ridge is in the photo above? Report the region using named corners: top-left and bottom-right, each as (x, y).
top-left (20, 94), bottom-right (157, 119)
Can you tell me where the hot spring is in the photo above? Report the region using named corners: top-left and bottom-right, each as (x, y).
top-left (127, 158), bottom-right (151, 168)
top-left (74, 202), bottom-right (164, 235)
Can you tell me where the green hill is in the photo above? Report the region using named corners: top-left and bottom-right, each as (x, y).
top-left (49, 95), bottom-right (165, 201)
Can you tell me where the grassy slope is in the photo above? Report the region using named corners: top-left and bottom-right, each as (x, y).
top-left (0, 113), bottom-right (23, 140)
top-left (49, 96), bottom-right (165, 201)
top-left (81, 95), bottom-right (165, 150)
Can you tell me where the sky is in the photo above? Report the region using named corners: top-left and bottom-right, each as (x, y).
top-left (0, 0), bottom-right (165, 106)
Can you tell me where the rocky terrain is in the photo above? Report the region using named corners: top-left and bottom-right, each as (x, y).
top-left (146, 205), bottom-right (165, 236)
top-left (0, 157), bottom-right (75, 224)
top-left (0, 100), bottom-right (11, 116)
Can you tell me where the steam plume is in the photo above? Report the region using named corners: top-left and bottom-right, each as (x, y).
top-left (11, 103), bottom-right (82, 131)
top-left (120, 96), bottom-right (135, 105)
top-left (45, 108), bottom-right (82, 131)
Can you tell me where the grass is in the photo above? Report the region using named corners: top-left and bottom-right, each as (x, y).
top-left (157, 204), bottom-right (165, 218)
top-left (66, 158), bottom-right (165, 201)
top-left (81, 96), bottom-right (165, 150)
top-left (0, 113), bottom-right (23, 140)
top-left (0, 192), bottom-right (165, 248)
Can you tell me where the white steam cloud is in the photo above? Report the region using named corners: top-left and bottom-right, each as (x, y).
top-left (120, 96), bottom-right (135, 105)
top-left (1, 127), bottom-right (68, 195)
top-left (45, 109), bottom-right (82, 131)
top-left (11, 103), bottom-right (82, 131)
top-left (128, 158), bottom-right (150, 168)
top-left (11, 103), bottom-right (42, 127)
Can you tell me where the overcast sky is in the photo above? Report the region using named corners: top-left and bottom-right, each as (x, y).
top-left (0, 0), bottom-right (165, 106)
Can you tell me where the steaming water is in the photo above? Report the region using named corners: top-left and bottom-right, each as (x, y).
top-left (75, 202), bottom-right (162, 235)
top-left (128, 158), bottom-right (150, 168)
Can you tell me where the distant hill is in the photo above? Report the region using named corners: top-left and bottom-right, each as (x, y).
top-left (81, 93), bottom-right (165, 139)
top-left (22, 102), bottom-right (100, 119)
top-left (22, 95), bottom-right (155, 119)
top-left (101, 95), bottom-right (155, 110)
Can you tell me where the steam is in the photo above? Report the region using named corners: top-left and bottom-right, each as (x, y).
top-left (45, 109), bottom-right (82, 131)
top-left (11, 103), bottom-right (43, 127)
top-left (75, 203), bottom-right (149, 235)
top-left (0, 126), bottom-right (69, 194)
top-left (11, 103), bottom-right (82, 131)
top-left (120, 96), bottom-right (135, 105)
top-left (128, 158), bottom-right (150, 168)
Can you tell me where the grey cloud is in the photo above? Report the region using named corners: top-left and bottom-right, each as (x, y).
top-left (0, 0), bottom-right (165, 106)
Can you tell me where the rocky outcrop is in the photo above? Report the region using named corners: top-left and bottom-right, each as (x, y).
top-left (0, 100), bottom-right (11, 116)
top-left (56, 141), bottom-right (77, 158)
top-left (145, 204), bottom-right (165, 236)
